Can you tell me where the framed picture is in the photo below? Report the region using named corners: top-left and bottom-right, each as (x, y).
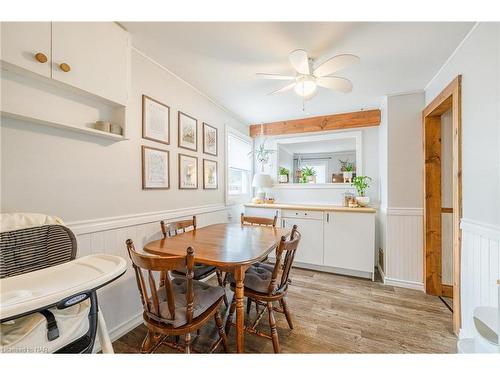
top-left (202, 122), bottom-right (218, 156)
top-left (203, 159), bottom-right (218, 189)
top-left (142, 146), bottom-right (170, 190)
top-left (178, 154), bottom-right (198, 189)
top-left (178, 111), bottom-right (198, 151)
top-left (142, 95), bottom-right (170, 145)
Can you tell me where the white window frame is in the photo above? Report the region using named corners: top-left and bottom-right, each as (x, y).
top-left (225, 125), bottom-right (253, 205)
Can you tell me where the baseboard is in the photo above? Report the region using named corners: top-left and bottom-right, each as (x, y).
top-left (67, 203), bottom-right (228, 235)
top-left (442, 284), bottom-right (453, 298)
top-left (292, 262), bottom-right (374, 280)
top-left (384, 277), bottom-right (424, 291)
top-left (93, 311), bottom-right (144, 353)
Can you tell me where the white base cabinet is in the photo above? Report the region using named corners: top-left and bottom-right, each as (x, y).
top-left (244, 206), bottom-right (376, 280)
top-left (323, 211), bottom-right (375, 279)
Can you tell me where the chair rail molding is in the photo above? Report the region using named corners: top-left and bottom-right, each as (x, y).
top-left (459, 217), bottom-right (500, 338)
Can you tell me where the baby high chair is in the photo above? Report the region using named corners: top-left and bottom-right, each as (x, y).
top-left (0, 213), bottom-right (126, 353)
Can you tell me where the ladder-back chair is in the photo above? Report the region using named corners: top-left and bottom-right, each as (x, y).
top-left (125, 239), bottom-right (228, 353)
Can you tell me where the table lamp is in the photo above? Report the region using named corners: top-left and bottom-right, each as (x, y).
top-left (252, 173), bottom-right (273, 203)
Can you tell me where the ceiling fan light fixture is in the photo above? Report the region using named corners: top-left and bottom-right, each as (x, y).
top-left (294, 76), bottom-right (317, 97)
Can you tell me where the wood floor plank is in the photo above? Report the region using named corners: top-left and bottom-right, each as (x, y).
top-left (113, 268), bottom-right (456, 353)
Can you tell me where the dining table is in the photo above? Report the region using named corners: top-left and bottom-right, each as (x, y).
top-left (143, 222), bottom-right (290, 353)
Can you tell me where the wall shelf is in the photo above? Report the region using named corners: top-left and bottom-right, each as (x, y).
top-left (1, 111), bottom-right (129, 141)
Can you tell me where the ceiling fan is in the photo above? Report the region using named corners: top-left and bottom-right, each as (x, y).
top-left (257, 49), bottom-right (359, 99)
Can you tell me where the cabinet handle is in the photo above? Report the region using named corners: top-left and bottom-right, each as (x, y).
top-left (282, 219), bottom-right (285, 227)
top-left (34, 52), bottom-right (48, 63)
top-left (59, 63), bottom-right (71, 72)
top-left (326, 213), bottom-right (329, 223)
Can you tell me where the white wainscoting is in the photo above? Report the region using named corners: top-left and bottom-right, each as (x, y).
top-left (383, 207), bottom-right (424, 290)
top-left (459, 218), bottom-right (500, 339)
top-left (66, 203), bottom-right (230, 345)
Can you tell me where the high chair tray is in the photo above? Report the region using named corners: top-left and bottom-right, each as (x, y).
top-left (0, 254), bottom-right (127, 321)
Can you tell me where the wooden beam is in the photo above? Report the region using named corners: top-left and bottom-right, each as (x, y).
top-left (249, 109), bottom-right (381, 137)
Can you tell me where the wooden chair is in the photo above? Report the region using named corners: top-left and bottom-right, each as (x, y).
top-left (236, 212), bottom-right (278, 313)
top-left (125, 239), bottom-right (228, 353)
top-left (225, 225), bottom-right (301, 353)
top-left (161, 216), bottom-right (228, 306)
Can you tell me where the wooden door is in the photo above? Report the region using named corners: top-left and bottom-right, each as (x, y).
top-left (1, 22), bottom-right (51, 77)
top-left (51, 22), bottom-right (129, 105)
top-left (282, 217), bottom-right (323, 266)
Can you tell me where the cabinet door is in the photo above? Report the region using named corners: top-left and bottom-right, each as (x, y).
top-left (323, 212), bottom-right (375, 273)
top-left (51, 22), bottom-right (129, 105)
top-left (1, 22), bottom-right (51, 77)
top-left (282, 217), bottom-right (323, 266)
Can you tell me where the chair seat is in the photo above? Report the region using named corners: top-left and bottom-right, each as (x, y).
top-left (152, 278), bottom-right (224, 328)
top-left (228, 263), bottom-right (274, 294)
top-left (172, 263), bottom-right (217, 279)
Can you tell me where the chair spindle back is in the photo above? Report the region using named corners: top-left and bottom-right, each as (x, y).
top-left (125, 239), bottom-right (195, 324)
top-left (240, 211), bottom-right (278, 227)
top-left (161, 216), bottom-right (196, 238)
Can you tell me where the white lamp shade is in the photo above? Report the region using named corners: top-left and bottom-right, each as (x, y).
top-left (252, 173), bottom-right (273, 188)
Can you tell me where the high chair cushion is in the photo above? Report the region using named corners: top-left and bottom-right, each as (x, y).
top-left (155, 278), bottom-right (224, 328)
top-left (172, 264), bottom-right (217, 280)
top-left (0, 300), bottom-right (90, 353)
top-left (228, 263), bottom-right (274, 294)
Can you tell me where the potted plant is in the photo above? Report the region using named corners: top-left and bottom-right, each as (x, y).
top-left (248, 138), bottom-right (275, 172)
top-left (351, 176), bottom-right (372, 207)
top-left (279, 167), bottom-right (289, 183)
top-left (339, 159), bottom-right (354, 183)
top-left (300, 166), bottom-right (316, 183)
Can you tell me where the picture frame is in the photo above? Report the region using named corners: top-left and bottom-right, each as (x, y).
top-left (203, 159), bottom-right (218, 189)
top-left (142, 95), bottom-right (170, 145)
top-left (178, 153), bottom-right (198, 189)
top-left (142, 146), bottom-right (170, 190)
top-left (202, 122), bottom-right (218, 156)
top-left (178, 111), bottom-right (198, 151)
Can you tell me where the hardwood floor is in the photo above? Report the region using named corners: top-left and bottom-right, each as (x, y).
top-left (113, 268), bottom-right (457, 353)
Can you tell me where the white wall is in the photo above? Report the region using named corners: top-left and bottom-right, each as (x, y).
top-left (424, 22), bottom-right (500, 338)
top-left (378, 92), bottom-right (425, 288)
top-left (1, 48), bottom-right (247, 222)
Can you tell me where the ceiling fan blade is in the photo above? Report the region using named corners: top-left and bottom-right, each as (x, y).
top-left (313, 54), bottom-right (360, 77)
top-left (316, 76), bottom-right (353, 93)
top-left (268, 82), bottom-right (296, 95)
top-left (289, 49), bottom-right (310, 75)
top-left (256, 73), bottom-right (296, 80)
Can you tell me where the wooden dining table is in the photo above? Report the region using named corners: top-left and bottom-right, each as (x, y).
top-left (143, 222), bottom-right (290, 353)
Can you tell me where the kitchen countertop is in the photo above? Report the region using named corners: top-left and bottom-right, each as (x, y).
top-left (244, 202), bottom-right (376, 213)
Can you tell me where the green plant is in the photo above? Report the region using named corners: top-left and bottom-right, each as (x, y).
top-left (300, 166), bottom-right (316, 183)
top-left (247, 138), bottom-right (275, 171)
top-left (279, 167), bottom-right (289, 176)
top-left (339, 159), bottom-right (354, 172)
top-left (351, 176), bottom-right (372, 196)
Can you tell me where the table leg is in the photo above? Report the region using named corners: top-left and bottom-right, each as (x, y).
top-left (234, 266), bottom-right (245, 353)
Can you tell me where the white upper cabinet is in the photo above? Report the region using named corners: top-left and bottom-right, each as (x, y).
top-left (51, 22), bottom-right (129, 105)
top-left (1, 22), bottom-right (52, 77)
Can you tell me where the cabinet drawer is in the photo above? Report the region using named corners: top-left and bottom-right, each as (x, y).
top-left (281, 209), bottom-right (323, 220)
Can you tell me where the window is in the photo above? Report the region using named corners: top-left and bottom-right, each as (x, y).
top-left (227, 129), bottom-right (252, 203)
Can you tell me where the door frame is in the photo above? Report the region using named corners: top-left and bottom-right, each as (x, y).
top-left (422, 75), bottom-right (462, 335)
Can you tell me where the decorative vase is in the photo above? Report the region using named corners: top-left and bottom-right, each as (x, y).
top-left (307, 175), bottom-right (315, 183)
top-left (356, 196), bottom-right (370, 207)
top-left (278, 174), bottom-right (288, 183)
top-left (343, 171), bottom-right (353, 183)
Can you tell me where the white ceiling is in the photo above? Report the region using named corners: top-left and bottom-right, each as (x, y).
top-left (121, 22), bottom-right (473, 125)
top-left (280, 138), bottom-right (356, 155)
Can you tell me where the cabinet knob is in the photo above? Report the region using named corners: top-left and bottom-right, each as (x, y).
top-left (34, 52), bottom-right (48, 63)
top-left (59, 63), bottom-right (71, 72)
